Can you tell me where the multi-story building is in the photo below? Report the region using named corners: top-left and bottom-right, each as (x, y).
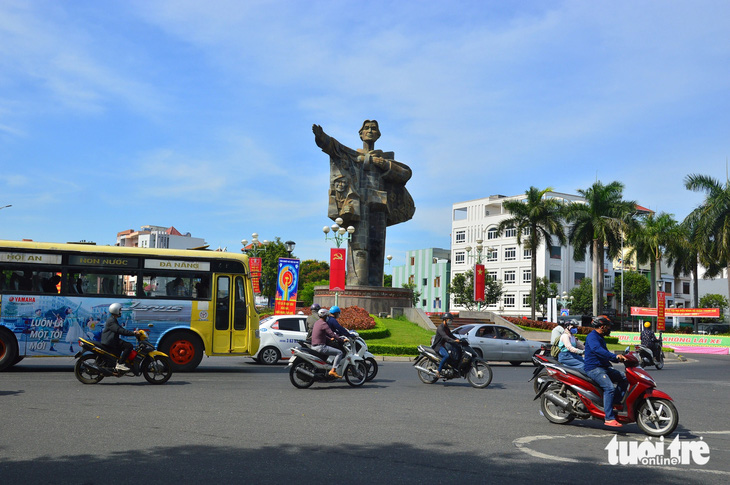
top-left (450, 192), bottom-right (600, 317)
top-left (392, 248), bottom-right (450, 313)
top-left (116, 225), bottom-right (206, 250)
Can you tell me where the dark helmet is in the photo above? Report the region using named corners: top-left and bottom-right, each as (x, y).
top-left (592, 315), bottom-right (613, 328)
top-left (442, 312), bottom-right (454, 321)
top-left (310, 303), bottom-right (321, 312)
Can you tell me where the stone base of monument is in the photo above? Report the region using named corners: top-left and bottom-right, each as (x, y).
top-left (313, 286), bottom-right (413, 316)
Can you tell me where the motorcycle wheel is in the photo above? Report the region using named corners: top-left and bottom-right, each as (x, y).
top-left (345, 362), bottom-right (368, 387)
top-left (416, 358), bottom-right (438, 384)
top-left (365, 357), bottom-right (378, 381)
top-left (142, 356), bottom-right (173, 384)
top-left (540, 384), bottom-right (575, 424)
top-left (636, 398), bottom-right (679, 436)
top-left (74, 354), bottom-right (105, 384)
top-left (467, 360), bottom-right (493, 388)
top-left (289, 360), bottom-right (315, 389)
top-left (533, 369), bottom-right (549, 393)
top-left (655, 352), bottom-right (665, 370)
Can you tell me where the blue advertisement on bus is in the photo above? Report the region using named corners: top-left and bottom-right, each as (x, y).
top-left (0, 295), bottom-right (192, 357)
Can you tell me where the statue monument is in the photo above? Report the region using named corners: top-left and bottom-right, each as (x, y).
top-left (313, 120), bottom-right (415, 288)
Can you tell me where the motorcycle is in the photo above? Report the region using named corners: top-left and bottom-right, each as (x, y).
top-left (529, 346), bottom-right (553, 393)
top-left (350, 330), bottom-right (378, 381)
top-left (74, 330), bottom-right (173, 385)
top-left (288, 339), bottom-right (368, 388)
top-left (534, 349), bottom-right (679, 436)
top-left (636, 332), bottom-right (665, 370)
top-left (413, 339), bottom-right (493, 389)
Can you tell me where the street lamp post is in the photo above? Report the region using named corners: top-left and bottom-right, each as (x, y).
top-left (383, 254), bottom-right (393, 287)
top-left (284, 240), bottom-right (296, 257)
top-left (601, 216), bottom-right (627, 327)
top-left (241, 233), bottom-right (271, 305)
top-left (323, 218), bottom-right (355, 305)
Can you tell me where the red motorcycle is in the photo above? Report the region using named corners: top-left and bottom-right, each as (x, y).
top-left (534, 350), bottom-right (678, 436)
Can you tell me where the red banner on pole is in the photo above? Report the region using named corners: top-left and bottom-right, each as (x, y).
top-left (249, 257), bottom-right (262, 294)
top-left (474, 264), bottom-right (485, 302)
top-left (329, 248), bottom-right (346, 291)
top-left (657, 291), bottom-right (666, 331)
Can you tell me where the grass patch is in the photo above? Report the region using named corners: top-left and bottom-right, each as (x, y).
top-left (363, 315), bottom-right (434, 355)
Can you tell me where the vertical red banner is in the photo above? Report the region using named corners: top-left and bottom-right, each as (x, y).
top-left (474, 264), bottom-right (485, 302)
top-left (657, 291), bottom-right (666, 331)
top-left (249, 257), bottom-right (262, 294)
top-left (329, 248), bottom-right (346, 291)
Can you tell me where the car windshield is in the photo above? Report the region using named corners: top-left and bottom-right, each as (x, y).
top-left (454, 325), bottom-right (474, 335)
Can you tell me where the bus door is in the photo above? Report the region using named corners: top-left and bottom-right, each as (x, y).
top-left (212, 275), bottom-right (249, 353)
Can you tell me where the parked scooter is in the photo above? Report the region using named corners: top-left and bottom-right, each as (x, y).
top-left (74, 330), bottom-right (173, 385)
top-left (288, 339), bottom-right (367, 388)
top-left (534, 349), bottom-right (678, 436)
top-left (350, 330), bottom-right (378, 381)
top-left (414, 339), bottom-right (493, 388)
top-left (636, 332), bottom-right (665, 370)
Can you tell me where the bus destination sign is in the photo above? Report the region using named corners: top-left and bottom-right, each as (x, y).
top-left (0, 252), bottom-right (62, 265)
top-left (69, 255), bottom-right (138, 267)
top-left (144, 259), bottom-right (211, 271)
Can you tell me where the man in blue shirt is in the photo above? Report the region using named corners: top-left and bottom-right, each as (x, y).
top-left (584, 315), bottom-right (628, 428)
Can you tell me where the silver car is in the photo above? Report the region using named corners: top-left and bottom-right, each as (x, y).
top-left (451, 324), bottom-right (544, 365)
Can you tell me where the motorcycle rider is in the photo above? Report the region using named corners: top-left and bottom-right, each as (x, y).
top-left (584, 315), bottom-right (628, 428)
top-left (326, 306), bottom-right (353, 339)
top-left (311, 308), bottom-right (348, 378)
top-left (432, 313), bottom-right (460, 378)
top-left (305, 303), bottom-right (321, 342)
top-left (557, 322), bottom-right (585, 370)
top-left (641, 321), bottom-right (661, 361)
top-left (101, 303), bottom-right (141, 372)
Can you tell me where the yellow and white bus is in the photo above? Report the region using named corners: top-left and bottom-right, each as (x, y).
top-left (0, 240), bottom-right (259, 371)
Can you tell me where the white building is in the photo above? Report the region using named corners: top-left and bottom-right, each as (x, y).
top-left (116, 225), bottom-right (206, 250)
top-left (450, 192), bottom-right (603, 317)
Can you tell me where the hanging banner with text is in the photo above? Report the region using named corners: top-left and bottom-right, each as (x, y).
top-left (630, 307), bottom-right (720, 318)
top-left (329, 248), bottom-right (346, 292)
top-left (657, 291), bottom-right (666, 331)
top-left (274, 258), bottom-right (300, 315)
top-left (474, 264), bottom-right (485, 303)
top-left (249, 257), bottom-right (262, 294)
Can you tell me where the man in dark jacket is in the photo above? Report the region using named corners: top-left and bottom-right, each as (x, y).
top-left (101, 303), bottom-right (139, 372)
top-left (584, 315), bottom-right (627, 428)
top-left (432, 313), bottom-right (460, 378)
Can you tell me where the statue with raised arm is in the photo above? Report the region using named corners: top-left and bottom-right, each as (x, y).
top-left (313, 120), bottom-right (415, 287)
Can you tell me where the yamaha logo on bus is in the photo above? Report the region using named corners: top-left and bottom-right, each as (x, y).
top-left (8, 296), bottom-right (36, 303)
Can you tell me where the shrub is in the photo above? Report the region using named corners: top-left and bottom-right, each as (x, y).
top-left (298, 305), bottom-right (376, 330)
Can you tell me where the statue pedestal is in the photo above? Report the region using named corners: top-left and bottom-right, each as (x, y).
top-left (314, 285), bottom-right (412, 316)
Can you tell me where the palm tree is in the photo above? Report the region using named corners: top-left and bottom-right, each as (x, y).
top-left (684, 173), bottom-right (730, 301)
top-left (626, 212), bottom-right (678, 307)
top-left (565, 181), bottom-right (636, 316)
top-left (665, 221), bottom-right (700, 331)
top-left (497, 187), bottom-right (566, 320)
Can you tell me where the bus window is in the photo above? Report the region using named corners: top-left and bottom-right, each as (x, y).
top-left (216, 276), bottom-right (230, 331)
top-left (141, 274), bottom-right (211, 299)
top-left (233, 277), bottom-right (247, 330)
top-left (79, 272), bottom-right (135, 296)
top-left (1, 268), bottom-right (61, 294)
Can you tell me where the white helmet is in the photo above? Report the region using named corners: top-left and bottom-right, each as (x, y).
top-left (109, 303), bottom-right (123, 316)
top-left (317, 308), bottom-right (329, 318)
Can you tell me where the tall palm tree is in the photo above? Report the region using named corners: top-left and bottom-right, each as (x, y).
top-left (497, 187), bottom-right (566, 320)
top-left (626, 212), bottom-right (678, 306)
top-left (684, 173), bottom-right (730, 301)
top-left (665, 221), bottom-right (700, 331)
top-left (565, 181), bottom-right (636, 316)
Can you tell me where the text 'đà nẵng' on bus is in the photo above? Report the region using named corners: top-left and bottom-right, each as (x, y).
top-left (0, 240), bottom-right (260, 371)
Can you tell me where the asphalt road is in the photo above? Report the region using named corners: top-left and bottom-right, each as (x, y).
top-left (1, 353), bottom-right (729, 484)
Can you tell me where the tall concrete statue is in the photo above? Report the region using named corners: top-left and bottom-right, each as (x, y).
top-left (313, 120), bottom-right (415, 287)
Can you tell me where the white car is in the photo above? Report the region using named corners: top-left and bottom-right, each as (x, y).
top-left (254, 314), bottom-right (308, 364)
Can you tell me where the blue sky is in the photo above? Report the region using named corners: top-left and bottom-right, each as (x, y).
top-left (1, 0), bottom-right (729, 269)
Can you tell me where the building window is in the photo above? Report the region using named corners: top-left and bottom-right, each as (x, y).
top-left (523, 227), bottom-right (531, 237)
top-left (505, 226), bottom-right (517, 238)
top-left (455, 252), bottom-right (465, 264)
top-left (487, 270), bottom-right (498, 282)
top-left (421, 299), bottom-right (427, 307)
top-left (422, 278), bottom-right (428, 286)
top-left (505, 247), bottom-right (516, 261)
top-left (408, 275), bottom-right (414, 285)
top-left (664, 282), bottom-right (672, 293)
top-left (486, 227), bottom-right (498, 240)
top-left (522, 269), bottom-right (531, 284)
top-left (453, 207), bottom-right (467, 221)
top-left (574, 272), bottom-right (585, 284)
top-left (683, 282), bottom-right (690, 294)
top-left (504, 294), bottom-right (515, 308)
top-left (549, 270), bottom-right (561, 284)
top-left (522, 293), bottom-right (531, 307)
top-left (434, 276), bottom-right (441, 288)
top-left (504, 270), bottom-right (516, 284)
top-left (550, 246), bottom-right (561, 259)
top-left (455, 230), bottom-right (465, 244)
top-left (523, 248), bottom-right (531, 260)
top-left (486, 249), bottom-right (498, 262)
top-left (434, 297), bottom-right (441, 309)
top-left (410, 256), bottom-right (415, 266)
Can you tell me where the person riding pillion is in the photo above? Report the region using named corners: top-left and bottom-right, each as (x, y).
top-left (101, 303), bottom-right (141, 372)
top-left (432, 313), bottom-right (460, 378)
top-left (311, 308), bottom-right (348, 378)
top-left (305, 303), bottom-right (321, 343)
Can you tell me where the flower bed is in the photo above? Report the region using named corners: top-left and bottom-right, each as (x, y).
top-left (299, 305), bottom-right (376, 330)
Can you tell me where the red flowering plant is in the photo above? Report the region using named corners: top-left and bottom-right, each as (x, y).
top-left (298, 305), bottom-right (376, 330)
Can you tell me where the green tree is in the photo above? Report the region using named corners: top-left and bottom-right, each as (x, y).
top-left (497, 186), bottom-right (566, 320)
top-left (616, 271), bottom-right (651, 310)
top-left (383, 274), bottom-right (392, 287)
top-left (568, 278), bottom-right (594, 316)
top-left (566, 181), bottom-right (636, 316)
top-left (699, 293), bottom-right (729, 322)
top-left (626, 212), bottom-right (677, 307)
top-left (401, 282), bottom-right (422, 307)
top-left (527, 276), bottom-right (558, 317)
top-left (449, 270), bottom-right (503, 311)
top-left (299, 260), bottom-right (329, 287)
top-left (298, 279), bottom-right (328, 307)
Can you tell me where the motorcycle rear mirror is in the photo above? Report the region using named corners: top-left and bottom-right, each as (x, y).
top-left (624, 346), bottom-right (630, 353)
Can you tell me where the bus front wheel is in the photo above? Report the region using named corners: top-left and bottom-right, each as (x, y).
top-left (0, 330), bottom-right (19, 372)
top-left (160, 331), bottom-right (203, 372)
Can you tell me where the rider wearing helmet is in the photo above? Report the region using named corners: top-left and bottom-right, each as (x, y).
top-left (101, 303), bottom-right (141, 372)
top-left (311, 308), bottom-right (347, 378)
top-left (432, 313), bottom-right (460, 378)
top-left (325, 305), bottom-right (353, 342)
top-left (584, 315), bottom-right (628, 428)
top-left (641, 321), bottom-right (661, 360)
top-left (305, 303), bottom-right (321, 342)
